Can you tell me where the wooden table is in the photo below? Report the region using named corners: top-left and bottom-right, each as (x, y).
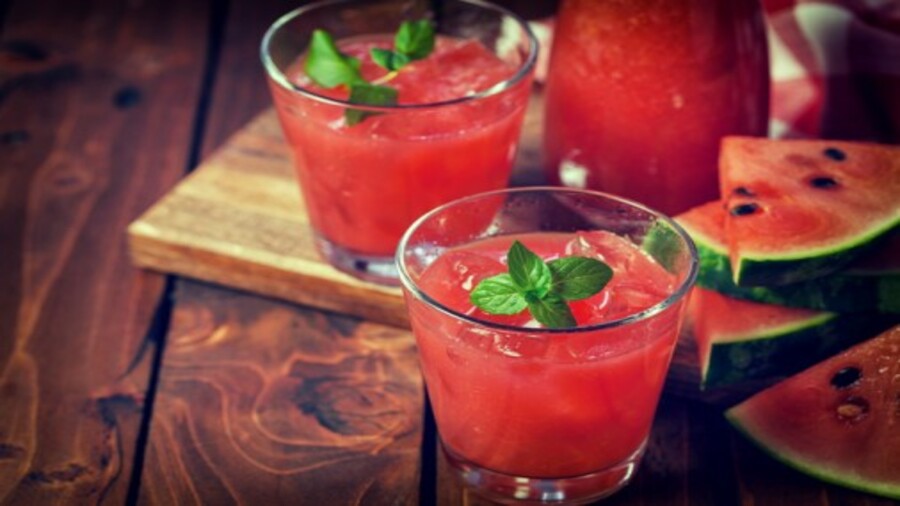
top-left (1, 1), bottom-right (896, 504)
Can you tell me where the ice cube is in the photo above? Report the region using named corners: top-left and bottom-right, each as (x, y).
top-left (493, 333), bottom-right (549, 359)
top-left (417, 250), bottom-right (506, 314)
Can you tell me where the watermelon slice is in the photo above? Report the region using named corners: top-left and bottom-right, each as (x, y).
top-left (719, 137), bottom-right (900, 286)
top-left (690, 288), bottom-right (892, 389)
top-left (726, 325), bottom-right (900, 499)
top-left (677, 201), bottom-right (900, 313)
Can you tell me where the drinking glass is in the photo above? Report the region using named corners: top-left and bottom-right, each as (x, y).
top-left (261, 0), bottom-right (537, 285)
top-left (397, 187), bottom-right (698, 503)
top-left (543, 0), bottom-right (770, 216)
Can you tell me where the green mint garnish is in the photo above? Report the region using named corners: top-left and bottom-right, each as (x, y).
top-left (370, 48), bottom-right (411, 71)
top-left (526, 292), bottom-right (576, 329)
top-left (304, 20), bottom-right (435, 125)
top-left (345, 83), bottom-right (398, 126)
top-left (548, 256), bottom-right (614, 300)
top-left (396, 20), bottom-right (436, 59)
top-left (466, 274), bottom-right (528, 315)
top-left (304, 29), bottom-right (364, 88)
top-left (508, 240), bottom-right (553, 301)
top-left (470, 241), bottom-right (613, 329)
top-left (370, 20), bottom-right (435, 71)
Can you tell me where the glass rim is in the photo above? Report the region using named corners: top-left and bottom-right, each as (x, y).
top-left (259, 0), bottom-right (539, 112)
top-left (396, 186), bottom-right (700, 334)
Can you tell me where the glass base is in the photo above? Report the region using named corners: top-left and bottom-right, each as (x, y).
top-left (315, 234), bottom-right (400, 286)
top-left (443, 440), bottom-right (646, 504)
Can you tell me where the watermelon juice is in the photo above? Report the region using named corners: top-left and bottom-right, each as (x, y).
top-left (543, 0), bottom-right (770, 216)
top-left (397, 188), bottom-right (698, 503)
top-left (261, 0), bottom-right (537, 284)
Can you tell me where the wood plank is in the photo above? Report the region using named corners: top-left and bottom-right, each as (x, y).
top-left (138, 281), bottom-right (423, 505)
top-left (0, 0), bottom-right (211, 503)
top-left (139, 2), bottom-right (423, 504)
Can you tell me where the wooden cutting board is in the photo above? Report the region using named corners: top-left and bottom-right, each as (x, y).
top-left (127, 96), bottom-right (716, 399)
top-left (127, 107), bottom-right (411, 327)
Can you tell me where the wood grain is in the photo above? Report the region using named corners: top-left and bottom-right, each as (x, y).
top-left (0, 0), bottom-right (211, 503)
top-left (139, 281), bottom-right (423, 506)
top-left (139, 2), bottom-right (423, 504)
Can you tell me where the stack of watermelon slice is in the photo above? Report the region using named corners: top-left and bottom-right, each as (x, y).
top-left (676, 137), bottom-right (900, 390)
top-left (674, 137), bottom-right (900, 499)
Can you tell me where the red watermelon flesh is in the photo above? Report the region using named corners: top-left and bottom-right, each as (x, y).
top-left (719, 137), bottom-right (900, 286)
top-left (690, 287), bottom-right (853, 388)
top-left (677, 202), bottom-right (900, 313)
top-left (726, 325), bottom-right (900, 499)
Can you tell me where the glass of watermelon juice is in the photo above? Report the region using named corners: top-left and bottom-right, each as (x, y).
top-left (542, 0), bottom-right (770, 216)
top-left (397, 187), bottom-right (698, 503)
top-left (261, 0), bottom-right (537, 285)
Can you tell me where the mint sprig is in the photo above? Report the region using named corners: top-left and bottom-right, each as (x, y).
top-left (303, 21), bottom-right (435, 125)
top-left (345, 83), bottom-right (398, 126)
top-left (470, 241), bottom-right (613, 329)
top-left (371, 20), bottom-right (436, 71)
top-left (304, 29), bottom-right (364, 88)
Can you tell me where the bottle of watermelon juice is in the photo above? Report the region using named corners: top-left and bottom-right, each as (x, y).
top-left (543, 0), bottom-right (770, 216)
top-left (397, 187), bottom-right (698, 503)
top-left (261, 0), bottom-right (537, 285)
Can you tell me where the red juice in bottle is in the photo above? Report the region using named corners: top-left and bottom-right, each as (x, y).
top-left (543, 0), bottom-right (770, 215)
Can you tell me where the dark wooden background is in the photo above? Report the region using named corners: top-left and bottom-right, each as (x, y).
top-left (1, 0), bottom-right (897, 504)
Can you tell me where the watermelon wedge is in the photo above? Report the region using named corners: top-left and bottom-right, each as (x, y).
top-left (677, 201), bottom-right (900, 313)
top-left (690, 288), bottom-right (891, 389)
top-left (719, 137), bottom-right (900, 286)
top-left (726, 325), bottom-right (900, 499)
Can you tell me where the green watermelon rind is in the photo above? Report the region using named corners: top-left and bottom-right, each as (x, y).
top-left (701, 313), bottom-right (880, 389)
top-left (733, 217), bottom-right (900, 287)
top-left (725, 406), bottom-right (900, 500)
top-left (680, 217), bottom-right (900, 314)
top-left (641, 219), bottom-right (686, 274)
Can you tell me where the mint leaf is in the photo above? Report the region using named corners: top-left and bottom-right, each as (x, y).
top-left (507, 241), bottom-right (552, 299)
top-left (305, 19), bottom-right (435, 126)
top-left (470, 274), bottom-right (528, 315)
top-left (370, 48), bottom-right (411, 71)
top-left (527, 292), bottom-right (576, 328)
top-left (549, 257), bottom-right (613, 301)
top-left (395, 20), bottom-right (435, 60)
top-left (345, 83), bottom-right (398, 126)
top-left (304, 29), bottom-right (363, 88)
top-left (470, 239), bottom-right (613, 328)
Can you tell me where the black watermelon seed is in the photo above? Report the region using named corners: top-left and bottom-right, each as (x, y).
top-left (823, 147), bottom-right (846, 161)
top-left (810, 176), bottom-right (838, 189)
top-left (729, 203), bottom-right (759, 216)
top-left (732, 186), bottom-right (755, 197)
top-left (113, 86), bottom-right (142, 109)
top-left (831, 367), bottom-right (862, 389)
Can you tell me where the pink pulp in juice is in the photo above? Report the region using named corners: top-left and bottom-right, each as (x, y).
top-left (543, 0), bottom-right (769, 216)
top-left (268, 36), bottom-right (531, 256)
top-left (405, 231), bottom-right (687, 478)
